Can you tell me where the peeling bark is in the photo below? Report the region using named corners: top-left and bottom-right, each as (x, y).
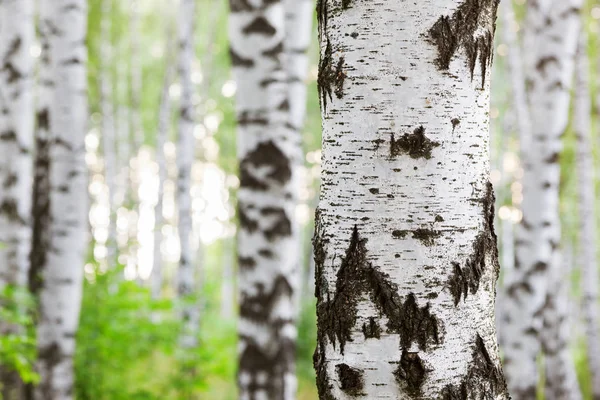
top-left (314, 0), bottom-right (507, 398)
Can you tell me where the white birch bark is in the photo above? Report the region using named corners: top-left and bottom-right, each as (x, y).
top-left (220, 236), bottom-right (235, 319)
top-left (313, 1), bottom-right (508, 398)
top-left (541, 245), bottom-right (582, 400)
top-left (35, 1), bottom-right (88, 399)
top-left (503, 1), bottom-right (582, 397)
top-left (130, 0), bottom-right (143, 150)
top-left (152, 48), bottom-right (174, 300)
top-left (0, 0), bottom-right (34, 290)
top-left (176, 0), bottom-right (198, 348)
top-left (100, 0), bottom-right (117, 266)
top-left (229, 0), bottom-right (301, 397)
top-left (574, 28), bottom-right (600, 399)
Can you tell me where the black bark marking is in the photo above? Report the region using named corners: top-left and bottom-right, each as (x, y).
top-left (239, 207), bottom-right (259, 232)
top-left (238, 256), bottom-right (257, 269)
top-left (262, 208), bottom-right (292, 241)
top-left (3, 173), bottom-right (17, 189)
top-left (336, 363), bottom-right (364, 395)
top-left (369, 188), bottom-right (379, 194)
top-left (447, 182), bottom-right (499, 305)
top-left (316, 226), bottom-right (441, 354)
top-left (451, 118), bottom-right (461, 132)
top-left (229, 47), bottom-right (254, 68)
top-left (0, 200), bottom-right (25, 224)
top-left (318, 42), bottom-right (346, 112)
top-left (362, 317), bottom-right (381, 339)
top-left (37, 109), bottom-right (50, 130)
top-left (394, 350), bottom-right (428, 395)
top-left (38, 342), bottom-right (62, 398)
top-left (440, 334), bottom-right (507, 399)
top-left (3, 37), bottom-right (23, 83)
top-left (390, 126), bottom-right (440, 160)
top-left (240, 141), bottom-right (292, 190)
top-left (262, 41), bottom-right (283, 59)
top-left (240, 275), bottom-right (293, 323)
top-left (412, 229), bottom-right (441, 246)
top-left (428, 0), bottom-right (499, 88)
top-left (342, 0), bottom-right (351, 9)
top-left (0, 130), bottom-right (17, 142)
top-left (242, 17), bottom-right (277, 36)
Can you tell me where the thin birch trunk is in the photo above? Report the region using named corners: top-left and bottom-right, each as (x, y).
top-left (503, 1), bottom-right (582, 397)
top-left (574, 28), bottom-right (600, 399)
top-left (541, 244), bottom-right (582, 400)
top-left (229, 0), bottom-right (301, 397)
top-left (35, 1), bottom-right (88, 398)
top-left (176, 0), bottom-right (198, 349)
top-left (220, 236), bottom-right (235, 319)
top-left (100, 0), bottom-right (117, 266)
top-left (313, 1), bottom-right (508, 398)
top-left (152, 43), bottom-right (175, 300)
top-left (0, 0), bottom-right (34, 290)
top-left (129, 0), bottom-right (144, 150)
top-left (0, 0), bottom-right (34, 397)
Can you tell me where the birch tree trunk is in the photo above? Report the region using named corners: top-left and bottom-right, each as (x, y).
top-left (100, 0), bottom-right (117, 266)
top-left (313, 1), bottom-right (508, 398)
top-left (176, 0), bottom-right (198, 349)
top-left (0, 0), bottom-right (34, 290)
top-left (541, 245), bottom-right (582, 400)
top-left (152, 48), bottom-right (174, 300)
top-left (34, 1), bottom-right (88, 399)
top-left (130, 0), bottom-right (144, 150)
top-left (229, 0), bottom-right (301, 397)
top-left (0, 0), bottom-right (34, 397)
top-left (220, 236), bottom-right (235, 319)
top-left (503, 1), bottom-right (581, 397)
top-left (574, 28), bottom-right (600, 399)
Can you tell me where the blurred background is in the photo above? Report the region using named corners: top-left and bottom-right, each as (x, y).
top-left (1, 0), bottom-right (600, 398)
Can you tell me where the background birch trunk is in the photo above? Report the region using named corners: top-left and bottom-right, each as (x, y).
top-left (313, 0), bottom-right (508, 398)
top-left (229, 0), bottom-right (301, 397)
top-left (574, 28), bottom-right (600, 399)
top-left (34, 1), bottom-right (88, 398)
top-left (503, 1), bottom-right (582, 397)
top-left (176, 0), bottom-right (199, 349)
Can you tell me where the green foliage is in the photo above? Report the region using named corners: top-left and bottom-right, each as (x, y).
top-left (0, 286), bottom-right (38, 385)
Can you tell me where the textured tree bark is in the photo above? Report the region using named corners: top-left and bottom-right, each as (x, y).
top-left (502, 1), bottom-right (582, 397)
top-left (573, 29), bottom-right (600, 400)
top-left (229, 0), bottom-right (302, 398)
top-left (34, 1), bottom-right (88, 399)
top-left (313, 1), bottom-right (508, 399)
top-left (152, 49), bottom-right (174, 300)
top-left (176, 0), bottom-right (199, 349)
top-left (100, 0), bottom-right (117, 266)
top-left (0, 0), bottom-right (34, 397)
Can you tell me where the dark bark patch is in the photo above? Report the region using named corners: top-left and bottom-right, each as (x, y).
top-left (229, 48), bottom-right (254, 68)
top-left (428, 0), bottom-right (499, 88)
top-left (263, 208), bottom-right (292, 241)
top-left (447, 182), bottom-right (499, 305)
top-left (336, 363), bottom-right (363, 395)
top-left (239, 207), bottom-right (259, 232)
top-left (342, 0), bottom-right (352, 9)
top-left (0, 130), bottom-right (17, 142)
top-left (238, 256), bottom-right (257, 269)
top-left (3, 173), bottom-right (17, 189)
top-left (394, 350), bottom-right (428, 395)
top-left (37, 109), bottom-right (50, 130)
top-left (412, 229), bottom-right (441, 246)
top-left (258, 249), bottom-right (274, 258)
top-left (451, 118), bottom-right (460, 132)
top-left (240, 141), bottom-right (292, 190)
top-left (318, 42), bottom-right (346, 112)
top-left (369, 188), bottom-right (379, 194)
top-left (439, 334), bottom-right (507, 399)
top-left (242, 17), bottom-right (277, 36)
top-left (262, 41), bottom-right (283, 59)
top-left (240, 275), bottom-right (293, 323)
top-left (0, 200), bottom-right (24, 224)
top-left (390, 126), bottom-right (440, 160)
top-left (362, 317), bottom-right (381, 339)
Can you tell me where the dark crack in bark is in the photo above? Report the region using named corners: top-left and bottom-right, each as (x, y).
top-left (318, 42), bottom-right (346, 112)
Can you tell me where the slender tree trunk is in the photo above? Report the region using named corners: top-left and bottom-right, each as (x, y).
top-left (220, 236), bottom-right (235, 319)
top-left (229, 0), bottom-right (301, 397)
top-left (34, 1), bottom-right (88, 399)
top-left (100, 0), bottom-right (117, 266)
top-left (0, 0), bottom-right (34, 397)
top-left (313, 1), bottom-right (508, 398)
top-left (152, 47), bottom-right (174, 300)
top-left (176, 0), bottom-right (198, 349)
top-left (129, 0), bottom-right (144, 150)
top-left (574, 28), bottom-right (600, 399)
top-left (503, 1), bottom-right (582, 397)
top-left (541, 245), bottom-right (582, 400)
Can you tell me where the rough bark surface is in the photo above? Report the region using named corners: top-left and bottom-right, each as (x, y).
top-left (34, 1), bottom-right (89, 399)
top-left (573, 29), bottom-right (600, 400)
top-left (313, 0), bottom-right (508, 398)
top-left (229, 0), bottom-right (302, 398)
top-left (176, 0), bottom-right (199, 349)
top-left (502, 1), bottom-right (582, 397)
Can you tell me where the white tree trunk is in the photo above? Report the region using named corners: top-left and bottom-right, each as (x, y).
top-left (541, 245), bottom-right (582, 400)
top-left (129, 0), bottom-right (144, 150)
top-left (176, 0), bottom-right (198, 349)
top-left (0, 0), bottom-right (34, 290)
top-left (100, 0), bottom-right (117, 266)
top-left (35, 1), bottom-right (88, 399)
top-left (220, 236), bottom-right (235, 319)
top-left (313, 1), bottom-right (508, 399)
top-left (152, 49), bottom-right (174, 300)
top-left (229, 0), bottom-right (302, 397)
top-left (503, 1), bottom-right (582, 397)
top-left (574, 28), bottom-right (600, 399)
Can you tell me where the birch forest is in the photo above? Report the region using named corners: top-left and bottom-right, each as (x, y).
top-left (3, 0), bottom-right (600, 399)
